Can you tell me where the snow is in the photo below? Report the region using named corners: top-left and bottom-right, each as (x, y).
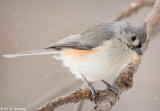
top-left (44, 75), bottom-right (49, 79)
top-left (131, 2), bottom-right (136, 7)
top-left (13, 12), bottom-right (18, 16)
top-left (14, 42), bottom-right (19, 47)
top-left (155, 97), bottom-right (160, 101)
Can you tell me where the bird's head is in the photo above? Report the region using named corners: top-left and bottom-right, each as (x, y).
top-left (122, 22), bottom-right (147, 55)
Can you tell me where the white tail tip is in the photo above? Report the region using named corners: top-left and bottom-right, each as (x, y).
top-left (3, 54), bottom-right (24, 58)
top-left (2, 49), bottom-right (59, 58)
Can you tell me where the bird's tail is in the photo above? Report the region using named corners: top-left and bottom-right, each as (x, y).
top-left (3, 49), bottom-right (59, 58)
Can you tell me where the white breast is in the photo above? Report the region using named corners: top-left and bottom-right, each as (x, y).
top-left (58, 40), bottom-right (134, 82)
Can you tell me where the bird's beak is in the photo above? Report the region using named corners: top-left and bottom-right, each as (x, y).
top-left (133, 47), bottom-right (142, 55)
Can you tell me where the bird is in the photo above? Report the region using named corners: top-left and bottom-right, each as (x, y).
top-left (3, 21), bottom-right (147, 99)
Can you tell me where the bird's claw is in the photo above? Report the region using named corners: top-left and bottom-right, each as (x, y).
top-left (101, 80), bottom-right (120, 100)
top-left (81, 74), bottom-right (97, 101)
top-left (88, 84), bottom-right (97, 100)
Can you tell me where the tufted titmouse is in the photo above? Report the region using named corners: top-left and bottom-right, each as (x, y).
top-left (3, 21), bottom-right (147, 99)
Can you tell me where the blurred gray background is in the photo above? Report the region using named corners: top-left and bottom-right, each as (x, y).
top-left (0, 0), bottom-right (160, 111)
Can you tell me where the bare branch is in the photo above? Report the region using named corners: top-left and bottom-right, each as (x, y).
top-left (36, 88), bottom-right (93, 111)
top-left (113, 0), bottom-right (155, 21)
top-left (146, 0), bottom-right (160, 38)
top-left (36, 88), bottom-right (119, 111)
top-left (73, 83), bottom-right (86, 111)
top-left (36, 0), bottom-right (160, 111)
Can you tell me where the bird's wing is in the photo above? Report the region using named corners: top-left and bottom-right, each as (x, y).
top-left (46, 23), bottom-right (114, 50)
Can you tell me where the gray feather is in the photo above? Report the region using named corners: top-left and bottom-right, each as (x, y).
top-left (46, 22), bottom-right (126, 50)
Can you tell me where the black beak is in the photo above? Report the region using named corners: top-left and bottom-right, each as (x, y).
top-left (133, 47), bottom-right (142, 55)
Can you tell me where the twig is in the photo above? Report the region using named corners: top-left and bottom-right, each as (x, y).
top-left (73, 83), bottom-right (86, 111)
top-left (36, 0), bottom-right (160, 111)
top-left (112, 0), bottom-right (155, 21)
top-left (36, 88), bottom-right (119, 111)
top-left (146, 0), bottom-right (160, 38)
top-left (73, 100), bottom-right (85, 111)
top-left (36, 88), bottom-right (93, 111)
top-left (27, 80), bottom-right (81, 111)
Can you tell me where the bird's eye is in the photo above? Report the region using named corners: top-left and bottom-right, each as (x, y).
top-left (131, 35), bottom-right (136, 41)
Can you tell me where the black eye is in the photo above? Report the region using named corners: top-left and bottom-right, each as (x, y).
top-left (131, 35), bottom-right (136, 41)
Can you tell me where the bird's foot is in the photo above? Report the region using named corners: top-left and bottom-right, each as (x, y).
top-left (81, 74), bottom-right (97, 101)
top-left (101, 80), bottom-right (120, 100)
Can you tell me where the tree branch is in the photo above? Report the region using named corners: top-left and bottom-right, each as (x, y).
top-left (113, 0), bottom-right (155, 21)
top-left (36, 89), bottom-right (92, 111)
top-left (36, 0), bottom-right (160, 111)
top-left (73, 83), bottom-right (86, 111)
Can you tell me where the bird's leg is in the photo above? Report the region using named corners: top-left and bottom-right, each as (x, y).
top-left (80, 74), bottom-right (97, 100)
top-left (101, 80), bottom-right (120, 99)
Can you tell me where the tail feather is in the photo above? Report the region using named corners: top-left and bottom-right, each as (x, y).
top-left (3, 49), bottom-right (59, 58)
